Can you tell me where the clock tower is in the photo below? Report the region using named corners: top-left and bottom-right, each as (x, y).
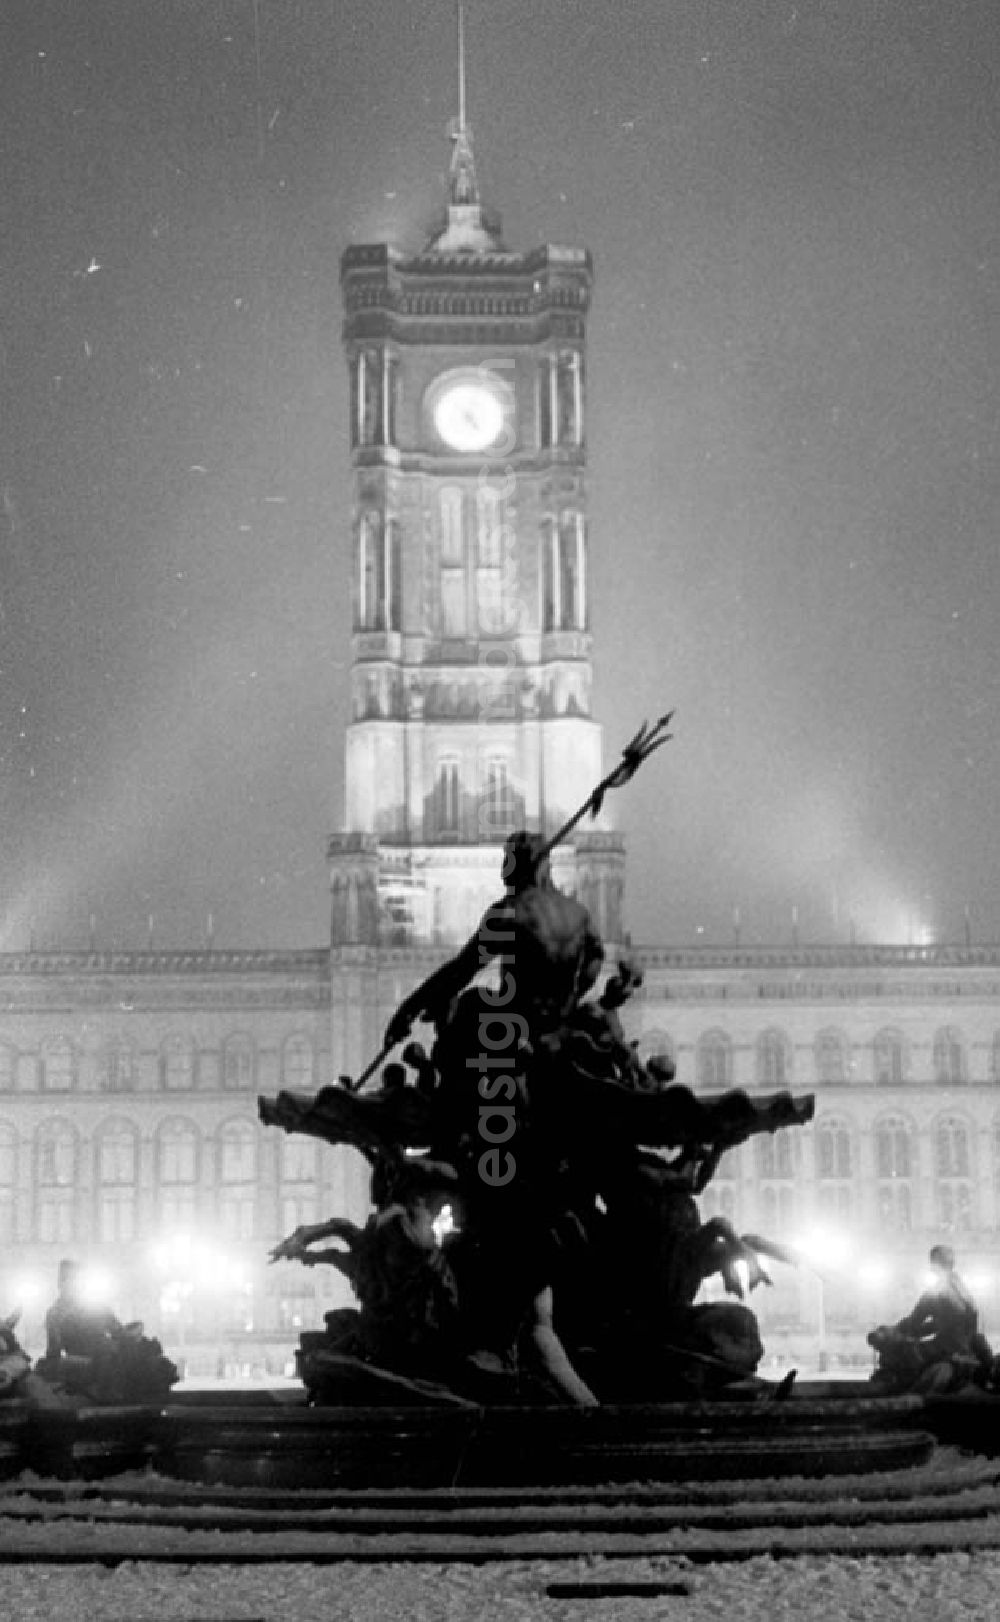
top-left (329, 67), bottom-right (626, 950)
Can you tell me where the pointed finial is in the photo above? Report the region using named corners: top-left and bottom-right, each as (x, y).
top-left (458, 0), bottom-right (467, 133)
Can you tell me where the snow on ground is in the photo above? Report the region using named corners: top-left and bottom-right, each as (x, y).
top-left (2, 1551), bottom-right (1000, 1621)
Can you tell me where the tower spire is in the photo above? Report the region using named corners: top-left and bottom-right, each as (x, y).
top-left (447, 1), bottom-right (479, 208)
top-left (426, 2), bottom-right (502, 249)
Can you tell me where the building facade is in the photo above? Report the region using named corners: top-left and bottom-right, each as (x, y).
top-left (2, 113), bottom-right (999, 1378)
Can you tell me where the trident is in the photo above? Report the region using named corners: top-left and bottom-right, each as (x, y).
top-left (346, 711), bottom-right (675, 1093)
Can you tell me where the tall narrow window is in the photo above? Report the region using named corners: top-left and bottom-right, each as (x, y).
top-left (96, 1119), bottom-right (139, 1244)
top-left (815, 1116), bottom-right (855, 1226)
top-left (280, 1136), bottom-right (319, 1233)
top-left (439, 488), bottom-right (466, 637)
top-left (357, 511), bottom-right (383, 631)
top-left (436, 758), bottom-right (461, 836)
top-left (223, 1035), bottom-right (255, 1091)
top-left (696, 1031), bottom-right (732, 1090)
top-left (218, 1120), bottom-right (258, 1241)
top-left (558, 513), bottom-right (586, 630)
top-left (875, 1115), bottom-right (914, 1230)
top-left (874, 1029), bottom-right (906, 1086)
top-left (815, 1030), bottom-right (847, 1084)
top-left (934, 1028), bottom-right (966, 1085)
top-left (161, 1035), bottom-right (195, 1091)
top-left (282, 1035), bottom-right (314, 1090)
top-left (41, 1038), bottom-right (75, 1092)
top-left (476, 485), bottom-right (504, 632)
top-left (100, 1040), bottom-right (134, 1092)
top-left (35, 1120), bottom-right (77, 1243)
top-left (483, 758), bottom-right (515, 838)
top-left (757, 1029), bottom-right (791, 1089)
top-left (156, 1120), bottom-right (199, 1229)
top-left (0, 1044), bottom-right (14, 1093)
top-left (935, 1115), bottom-right (973, 1231)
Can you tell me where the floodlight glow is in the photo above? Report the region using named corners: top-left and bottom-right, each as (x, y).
top-left (964, 1270), bottom-right (992, 1296)
top-left (795, 1229), bottom-right (850, 1270)
top-left (857, 1260), bottom-right (891, 1290)
top-left (77, 1267), bottom-right (114, 1306)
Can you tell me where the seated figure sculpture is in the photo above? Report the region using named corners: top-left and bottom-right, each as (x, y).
top-left (34, 1260), bottom-right (178, 1404)
top-left (868, 1245), bottom-right (999, 1396)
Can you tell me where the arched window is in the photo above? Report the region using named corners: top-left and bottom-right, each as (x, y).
top-left (874, 1115), bottom-right (914, 1231)
top-left (98, 1040), bottom-right (135, 1093)
top-left (696, 1031), bottom-right (732, 1090)
top-left (698, 1146), bottom-right (740, 1225)
top-left (40, 1037), bottom-right (75, 1092)
top-left (95, 1118), bottom-right (139, 1244)
top-left (279, 1136), bottom-right (319, 1233)
top-left (357, 510), bottom-right (383, 631)
top-left (815, 1029), bottom-right (847, 1085)
top-left (482, 757), bottom-right (515, 837)
top-left (35, 1120), bottom-right (77, 1243)
top-left (935, 1115), bottom-right (974, 1231)
top-left (435, 757), bottom-right (461, 836)
top-left (933, 1028), bottom-right (966, 1085)
top-left (756, 1130), bottom-right (797, 1181)
top-left (160, 1035), bottom-right (195, 1091)
top-left (756, 1029), bottom-right (791, 1089)
top-left (755, 1130), bottom-right (798, 1235)
top-left (282, 1035), bottom-right (314, 1091)
top-left (223, 1034), bottom-right (255, 1091)
top-left (815, 1116), bottom-right (855, 1226)
top-left (874, 1029), bottom-right (906, 1086)
top-left (0, 1122), bottom-right (16, 1244)
top-left (217, 1119), bottom-right (258, 1241)
top-left (155, 1119), bottom-right (200, 1229)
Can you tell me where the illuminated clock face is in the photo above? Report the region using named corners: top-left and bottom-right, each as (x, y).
top-left (433, 382), bottom-right (506, 452)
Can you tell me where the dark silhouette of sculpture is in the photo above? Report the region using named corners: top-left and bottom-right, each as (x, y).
top-left (261, 725), bottom-right (814, 1405)
top-left (34, 1260), bottom-right (178, 1405)
top-left (868, 1245), bottom-right (999, 1396)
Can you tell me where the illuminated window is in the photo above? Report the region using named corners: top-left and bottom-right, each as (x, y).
top-left (223, 1034), bottom-right (255, 1091)
top-left (156, 1119), bottom-right (199, 1228)
top-left (436, 758), bottom-right (461, 835)
top-left (282, 1035), bottom-right (314, 1090)
top-left (218, 1119), bottom-right (258, 1241)
top-left (935, 1115), bottom-right (974, 1231)
top-left (95, 1119), bottom-right (138, 1244)
top-left (696, 1031), bottom-right (732, 1089)
top-left (874, 1029), bottom-right (906, 1086)
top-left (755, 1131), bottom-right (798, 1234)
top-left (875, 1115), bottom-right (915, 1231)
top-left (35, 1120), bottom-right (77, 1243)
top-left (482, 757), bottom-right (515, 837)
top-left (933, 1028), bottom-right (966, 1085)
top-left (756, 1029), bottom-right (791, 1089)
top-left (40, 1038), bottom-right (75, 1092)
top-left (279, 1137), bottom-right (319, 1233)
top-left (815, 1116), bottom-right (855, 1226)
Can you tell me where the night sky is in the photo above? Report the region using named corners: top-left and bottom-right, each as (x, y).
top-left (1, 0), bottom-right (998, 952)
